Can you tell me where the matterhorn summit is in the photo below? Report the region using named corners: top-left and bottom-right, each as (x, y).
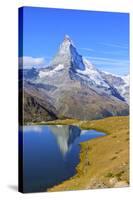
top-left (23, 35), bottom-right (129, 122)
top-left (51, 35), bottom-right (85, 71)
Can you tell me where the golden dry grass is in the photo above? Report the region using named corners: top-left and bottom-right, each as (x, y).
top-left (47, 116), bottom-right (129, 192)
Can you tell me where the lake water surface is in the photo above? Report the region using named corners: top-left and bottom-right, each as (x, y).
top-left (21, 125), bottom-right (105, 193)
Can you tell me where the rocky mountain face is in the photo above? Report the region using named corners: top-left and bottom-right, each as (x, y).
top-left (23, 82), bottom-right (58, 122)
top-left (100, 72), bottom-right (129, 103)
top-left (22, 35), bottom-right (129, 122)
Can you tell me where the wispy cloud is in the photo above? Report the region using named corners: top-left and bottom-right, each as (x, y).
top-left (87, 56), bottom-right (129, 63)
top-left (19, 56), bottom-right (45, 69)
top-left (23, 126), bottom-right (43, 133)
top-left (99, 50), bottom-right (129, 57)
top-left (78, 47), bottom-right (94, 52)
top-left (100, 42), bottom-right (128, 49)
top-left (86, 56), bottom-right (129, 72)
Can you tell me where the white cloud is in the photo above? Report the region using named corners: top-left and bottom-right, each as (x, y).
top-left (86, 56), bottom-right (129, 67)
top-left (23, 126), bottom-right (43, 133)
top-left (85, 56), bottom-right (129, 75)
top-left (100, 42), bottom-right (128, 49)
top-left (19, 56), bottom-right (45, 69)
top-left (78, 47), bottom-right (94, 52)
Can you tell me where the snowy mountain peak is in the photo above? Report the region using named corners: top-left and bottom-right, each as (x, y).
top-left (58, 35), bottom-right (73, 55)
top-left (50, 35), bottom-right (85, 70)
top-left (36, 36), bottom-right (129, 103)
top-left (83, 58), bottom-right (96, 70)
top-left (64, 34), bottom-right (73, 43)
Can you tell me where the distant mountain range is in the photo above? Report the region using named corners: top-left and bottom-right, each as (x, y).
top-left (21, 35), bottom-right (129, 123)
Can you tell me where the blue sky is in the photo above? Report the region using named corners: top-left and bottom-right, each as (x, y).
top-left (20, 7), bottom-right (129, 75)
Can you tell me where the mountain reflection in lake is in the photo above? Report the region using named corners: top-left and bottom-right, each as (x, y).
top-left (21, 125), bottom-right (105, 193)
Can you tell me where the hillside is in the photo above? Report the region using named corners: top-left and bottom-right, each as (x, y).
top-left (23, 90), bottom-right (57, 123)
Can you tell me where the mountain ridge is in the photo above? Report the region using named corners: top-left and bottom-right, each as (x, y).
top-left (22, 35), bottom-right (129, 122)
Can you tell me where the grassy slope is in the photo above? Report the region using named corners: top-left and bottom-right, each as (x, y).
top-left (47, 116), bottom-right (129, 191)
